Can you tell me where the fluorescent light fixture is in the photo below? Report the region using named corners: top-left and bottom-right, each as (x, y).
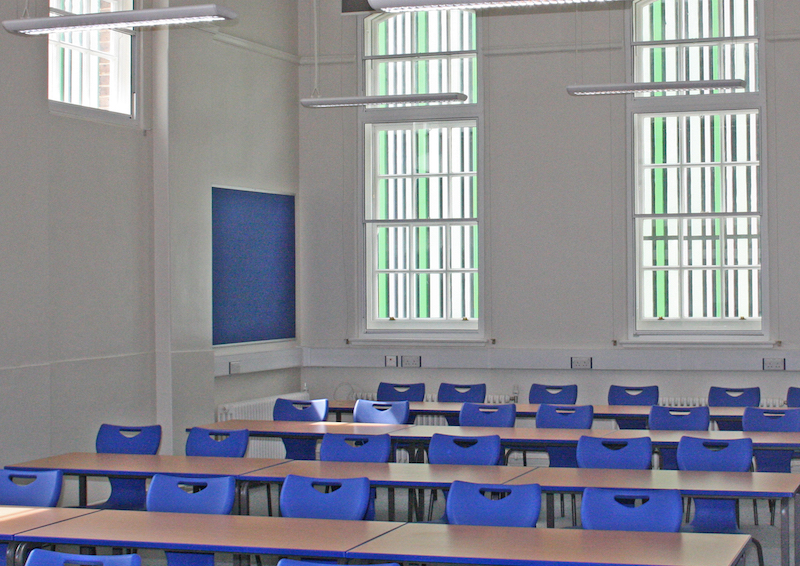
top-left (301, 92), bottom-right (468, 108)
top-left (368, 0), bottom-right (626, 11)
top-left (567, 78), bottom-right (747, 96)
top-left (2, 4), bottom-right (237, 35)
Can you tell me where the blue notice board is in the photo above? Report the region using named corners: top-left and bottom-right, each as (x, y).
top-left (212, 188), bottom-right (296, 345)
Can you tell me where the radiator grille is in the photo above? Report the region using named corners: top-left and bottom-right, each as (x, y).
top-left (216, 391), bottom-right (310, 458)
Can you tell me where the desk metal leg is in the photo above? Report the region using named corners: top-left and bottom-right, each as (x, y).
top-left (236, 481), bottom-right (250, 515)
top-left (79, 475), bottom-right (87, 507)
top-left (546, 493), bottom-right (555, 528)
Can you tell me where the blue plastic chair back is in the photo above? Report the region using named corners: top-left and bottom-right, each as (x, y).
top-left (743, 407), bottom-right (800, 473)
top-left (608, 386), bottom-right (659, 429)
top-left (353, 400), bottom-right (410, 424)
top-left (376, 382), bottom-right (425, 402)
top-left (535, 404), bottom-right (594, 468)
top-left (146, 474), bottom-right (235, 515)
top-left (677, 436), bottom-right (754, 532)
top-left (185, 428), bottom-right (249, 458)
top-left (445, 481), bottom-right (541, 527)
top-left (529, 384), bottom-right (578, 405)
top-left (95, 424), bottom-right (162, 510)
top-left (0, 469), bottom-right (62, 507)
top-left (581, 488), bottom-right (683, 532)
top-left (279, 474), bottom-right (370, 520)
top-left (708, 386), bottom-right (760, 431)
top-left (25, 550), bottom-right (141, 566)
top-left (458, 403), bottom-right (516, 428)
top-left (648, 406), bottom-right (710, 469)
top-left (428, 434), bottom-right (502, 466)
top-left (535, 404), bottom-right (593, 429)
top-left (319, 434), bottom-right (391, 463)
top-left (439, 383), bottom-right (487, 425)
top-left (576, 436), bottom-right (653, 470)
top-left (273, 398), bottom-right (328, 460)
top-left (146, 474), bottom-right (235, 566)
top-left (787, 387), bottom-right (800, 407)
top-left (437, 383), bottom-right (486, 403)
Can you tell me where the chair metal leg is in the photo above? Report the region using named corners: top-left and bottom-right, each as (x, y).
top-left (752, 498), bottom-right (758, 525)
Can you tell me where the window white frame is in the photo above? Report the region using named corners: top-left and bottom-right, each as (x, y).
top-left (357, 10), bottom-right (485, 340)
top-left (48, 0), bottom-right (139, 126)
top-left (626, 0), bottom-right (767, 341)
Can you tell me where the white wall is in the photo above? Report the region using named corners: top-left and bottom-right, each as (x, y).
top-left (296, 1), bottom-right (800, 403)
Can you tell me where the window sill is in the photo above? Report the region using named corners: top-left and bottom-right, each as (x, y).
top-left (49, 100), bottom-right (140, 129)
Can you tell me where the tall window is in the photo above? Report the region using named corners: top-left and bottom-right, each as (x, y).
top-left (362, 10), bottom-right (480, 333)
top-left (631, 0), bottom-right (763, 335)
top-left (48, 0), bottom-right (135, 118)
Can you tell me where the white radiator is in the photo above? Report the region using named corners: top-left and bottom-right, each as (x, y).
top-left (658, 396), bottom-right (784, 408)
top-left (216, 391), bottom-right (310, 458)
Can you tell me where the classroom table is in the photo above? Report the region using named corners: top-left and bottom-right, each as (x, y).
top-left (0, 507), bottom-right (99, 566)
top-left (10, 509), bottom-right (402, 566)
top-left (6, 453), bottom-right (288, 509)
top-left (327, 400), bottom-right (748, 424)
top-left (241, 459), bottom-right (534, 520)
top-left (346, 521), bottom-right (751, 566)
top-left (200, 419), bottom-right (412, 438)
top-left (509, 467), bottom-right (800, 566)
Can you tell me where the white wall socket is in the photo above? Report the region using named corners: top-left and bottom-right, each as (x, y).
top-left (763, 358), bottom-right (786, 371)
top-left (385, 355), bottom-right (398, 367)
top-left (571, 357), bottom-right (592, 369)
top-left (401, 355), bottom-right (421, 368)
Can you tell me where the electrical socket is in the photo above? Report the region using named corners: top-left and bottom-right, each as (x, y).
top-left (571, 357), bottom-right (592, 370)
top-left (763, 358), bottom-right (786, 371)
top-left (401, 355), bottom-right (421, 368)
top-left (385, 355), bottom-right (398, 367)
top-left (229, 361), bottom-right (241, 374)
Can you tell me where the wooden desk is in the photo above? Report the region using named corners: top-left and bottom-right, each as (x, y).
top-left (11, 509), bottom-right (402, 566)
top-left (201, 419), bottom-right (411, 438)
top-left (0, 506), bottom-right (99, 566)
top-left (242, 459), bottom-right (534, 521)
top-left (509, 467), bottom-right (800, 566)
top-left (346, 521), bottom-right (750, 566)
top-left (7, 453), bottom-right (287, 508)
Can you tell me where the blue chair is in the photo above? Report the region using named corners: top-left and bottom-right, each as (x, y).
top-left (707, 386), bottom-right (760, 430)
top-left (353, 400), bottom-right (410, 424)
top-left (377, 382), bottom-right (425, 402)
top-left (438, 383), bottom-right (486, 425)
top-left (743, 407), bottom-right (800, 524)
top-left (25, 550), bottom-right (140, 566)
top-left (458, 403), bottom-right (516, 428)
top-left (676, 436), bottom-right (764, 566)
top-left (529, 384), bottom-right (578, 405)
top-left (608, 385), bottom-right (659, 429)
top-left (648, 406), bottom-right (710, 470)
top-left (185, 427), bottom-right (249, 458)
top-left (279, 474), bottom-right (370, 520)
top-left (273, 398), bottom-right (329, 460)
top-left (0, 469), bottom-right (62, 506)
top-left (581, 488), bottom-right (683, 532)
top-left (576, 436), bottom-right (653, 470)
top-left (535, 404), bottom-right (593, 525)
top-left (146, 474), bottom-right (236, 566)
top-left (426, 433), bottom-right (503, 521)
top-left (787, 387), bottom-right (800, 407)
top-left (94, 424), bottom-right (162, 510)
top-left (445, 481), bottom-right (541, 527)
top-left (0, 469), bottom-right (63, 566)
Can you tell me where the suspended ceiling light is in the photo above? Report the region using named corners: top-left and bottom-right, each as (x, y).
top-left (367, 0), bottom-right (626, 12)
top-left (2, 4), bottom-right (237, 35)
top-left (567, 78), bottom-right (747, 96)
top-left (301, 92), bottom-right (468, 108)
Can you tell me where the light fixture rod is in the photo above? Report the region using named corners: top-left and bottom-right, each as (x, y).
top-left (301, 92), bottom-right (468, 108)
top-left (368, 0), bottom-right (626, 12)
top-left (567, 78), bottom-right (746, 96)
top-left (3, 4), bottom-right (237, 35)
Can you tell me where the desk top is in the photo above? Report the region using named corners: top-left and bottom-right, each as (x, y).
top-left (241, 459), bottom-right (535, 487)
top-left (328, 401), bottom-right (748, 420)
top-left (7, 453), bottom-right (287, 477)
top-left (203, 420), bottom-right (411, 437)
top-left (15, 509), bottom-right (402, 558)
top-left (388, 425), bottom-right (614, 442)
top-left (508, 467), bottom-right (800, 498)
top-left (0, 507), bottom-right (98, 540)
top-left (346, 522), bottom-right (750, 566)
